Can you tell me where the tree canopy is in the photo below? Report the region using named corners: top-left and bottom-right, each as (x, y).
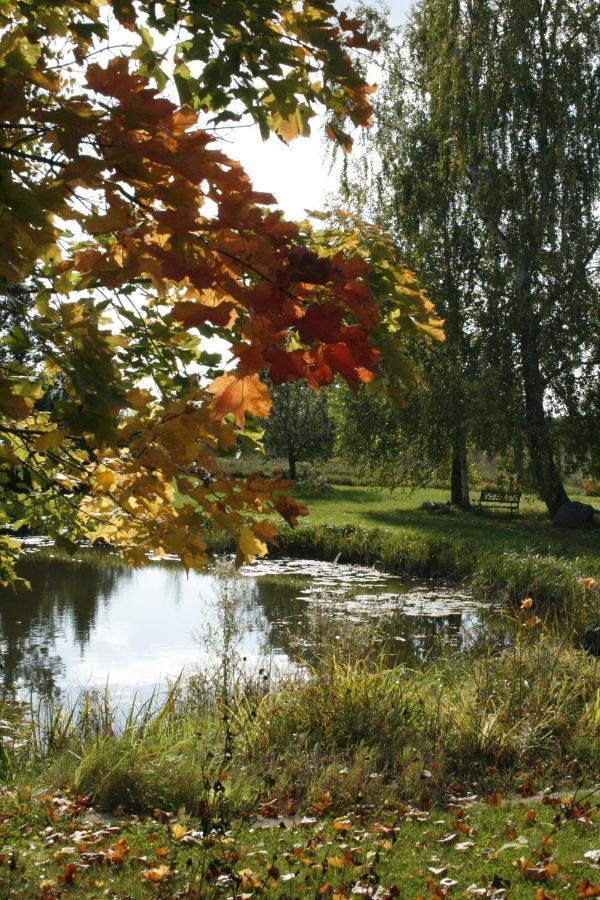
top-left (0, 0), bottom-right (442, 586)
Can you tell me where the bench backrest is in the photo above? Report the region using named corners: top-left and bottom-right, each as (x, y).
top-left (479, 489), bottom-right (521, 502)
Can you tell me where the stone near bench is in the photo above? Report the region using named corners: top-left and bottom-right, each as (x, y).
top-left (420, 500), bottom-right (453, 514)
top-left (552, 501), bottom-right (595, 529)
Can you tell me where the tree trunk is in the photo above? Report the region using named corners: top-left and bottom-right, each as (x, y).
top-left (450, 436), bottom-right (471, 509)
top-left (288, 452), bottom-right (297, 481)
top-left (518, 302), bottom-right (569, 516)
top-left (459, 445), bottom-right (470, 509)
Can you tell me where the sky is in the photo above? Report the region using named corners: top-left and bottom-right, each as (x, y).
top-left (222, 0), bottom-right (413, 220)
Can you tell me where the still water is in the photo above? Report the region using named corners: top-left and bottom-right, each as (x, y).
top-left (0, 547), bottom-right (500, 703)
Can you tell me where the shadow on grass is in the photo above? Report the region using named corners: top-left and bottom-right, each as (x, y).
top-left (295, 486), bottom-right (381, 504)
top-left (361, 507), bottom-right (592, 558)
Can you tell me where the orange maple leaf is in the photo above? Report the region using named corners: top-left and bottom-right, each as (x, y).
top-left (208, 373), bottom-right (271, 427)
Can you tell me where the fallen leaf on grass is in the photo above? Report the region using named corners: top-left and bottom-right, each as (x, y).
top-left (104, 838), bottom-right (129, 864)
top-left (498, 836), bottom-right (529, 853)
top-left (455, 841), bottom-right (474, 852)
top-left (52, 846), bottom-right (77, 859)
top-left (518, 859), bottom-right (559, 882)
top-left (312, 791), bottom-right (333, 814)
top-left (58, 862), bottom-right (77, 885)
top-left (141, 864), bottom-right (172, 883)
top-left (328, 854), bottom-right (354, 870)
top-left (464, 887), bottom-right (511, 899)
top-left (576, 881), bottom-right (600, 898)
top-left (239, 868), bottom-right (262, 890)
top-left (517, 779), bottom-right (535, 797)
top-left (38, 880), bottom-right (56, 900)
top-left (171, 822), bottom-right (187, 840)
top-left (436, 833), bottom-right (457, 846)
top-left (584, 851), bottom-right (600, 865)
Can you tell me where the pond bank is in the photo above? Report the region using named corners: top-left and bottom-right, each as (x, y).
top-left (3, 634), bottom-right (599, 818)
top-left (207, 522), bottom-right (599, 626)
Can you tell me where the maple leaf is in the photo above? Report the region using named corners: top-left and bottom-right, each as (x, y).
top-left (84, 198), bottom-right (132, 234)
top-left (208, 373), bottom-right (272, 427)
top-left (274, 495), bottom-right (308, 527)
top-left (141, 864), bottom-right (172, 882)
top-left (298, 303), bottom-right (346, 344)
top-left (86, 56), bottom-right (146, 98)
top-left (576, 880), bottom-right (600, 898)
top-left (237, 527), bottom-right (269, 565)
top-left (170, 823), bottom-right (187, 841)
top-left (171, 300), bottom-right (236, 329)
top-left (35, 430), bottom-right (67, 452)
top-left (58, 863), bottom-right (77, 885)
top-left (0, 1), bottom-right (439, 586)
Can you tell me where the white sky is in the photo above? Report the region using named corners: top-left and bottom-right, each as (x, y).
top-left (221, 0), bottom-right (412, 220)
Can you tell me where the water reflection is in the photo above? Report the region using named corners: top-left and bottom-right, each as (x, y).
top-left (0, 550), bottom-right (503, 701)
top-left (0, 556), bottom-right (129, 698)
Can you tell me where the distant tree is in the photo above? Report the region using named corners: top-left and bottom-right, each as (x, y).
top-left (337, 7), bottom-right (521, 508)
top-left (405, 0), bottom-right (600, 515)
top-left (264, 382), bottom-right (335, 480)
top-left (340, 0), bottom-right (600, 515)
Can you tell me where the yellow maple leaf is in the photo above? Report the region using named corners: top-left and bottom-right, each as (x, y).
top-left (92, 467), bottom-right (116, 492)
top-left (171, 823), bottom-right (187, 841)
top-left (237, 527), bottom-right (268, 564)
top-left (35, 429), bottom-right (67, 452)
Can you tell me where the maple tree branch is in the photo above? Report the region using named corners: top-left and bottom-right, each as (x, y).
top-left (46, 44), bottom-right (136, 70)
top-left (0, 424), bottom-right (45, 438)
top-left (0, 146), bottom-right (66, 168)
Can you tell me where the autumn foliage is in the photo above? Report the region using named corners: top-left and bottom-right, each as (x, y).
top-left (0, 0), bottom-right (442, 585)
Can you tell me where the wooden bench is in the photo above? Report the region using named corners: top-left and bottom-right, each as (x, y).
top-left (474, 489), bottom-right (521, 516)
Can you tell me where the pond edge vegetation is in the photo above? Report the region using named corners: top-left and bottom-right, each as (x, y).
top-left (204, 522), bottom-right (600, 631)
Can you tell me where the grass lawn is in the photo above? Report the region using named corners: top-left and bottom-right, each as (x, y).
top-left (294, 485), bottom-right (600, 575)
top-left (2, 785), bottom-right (598, 898)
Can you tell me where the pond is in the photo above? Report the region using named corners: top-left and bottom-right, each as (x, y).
top-left (0, 546), bottom-right (504, 703)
